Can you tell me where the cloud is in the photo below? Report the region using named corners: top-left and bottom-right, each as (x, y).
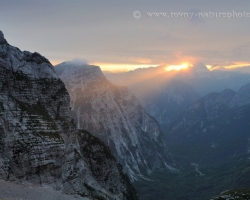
top-left (232, 44), bottom-right (250, 60)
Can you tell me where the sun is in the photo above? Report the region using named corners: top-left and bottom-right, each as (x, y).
top-left (165, 63), bottom-right (190, 71)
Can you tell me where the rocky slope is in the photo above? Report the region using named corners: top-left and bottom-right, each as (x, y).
top-left (0, 31), bottom-right (138, 200)
top-left (176, 63), bottom-right (250, 96)
top-left (211, 189), bottom-right (250, 200)
top-left (55, 62), bottom-right (175, 181)
top-left (0, 179), bottom-right (89, 200)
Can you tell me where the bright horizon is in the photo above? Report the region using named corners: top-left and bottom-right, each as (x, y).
top-left (50, 60), bottom-right (250, 73)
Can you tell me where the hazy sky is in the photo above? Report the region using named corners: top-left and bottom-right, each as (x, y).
top-left (1, 0), bottom-right (250, 71)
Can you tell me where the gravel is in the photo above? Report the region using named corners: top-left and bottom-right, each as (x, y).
top-left (0, 180), bottom-right (89, 200)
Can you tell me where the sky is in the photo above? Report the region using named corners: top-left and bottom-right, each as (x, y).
top-left (1, 0), bottom-right (250, 71)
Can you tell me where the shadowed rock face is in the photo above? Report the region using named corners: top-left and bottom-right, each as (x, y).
top-left (0, 31), bottom-right (139, 200)
top-left (55, 62), bottom-right (175, 181)
top-left (165, 85), bottom-right (250, 166)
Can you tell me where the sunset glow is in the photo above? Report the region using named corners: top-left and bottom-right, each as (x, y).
top-left (165, 63), bottom-right (190, 71)
top-left (205, 63), bottom-right (250, 71)
top-left (90, 63), bottom-right (159, 72)
top-left (224, 63), bottom-right (250, 69)
top-left (206, 65), bottom-right (212, 70)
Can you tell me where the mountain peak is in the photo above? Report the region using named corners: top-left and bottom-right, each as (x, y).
top-left (0, 31), bottom-right (7, 44)
top-left (191, 62), bottom-right (208, 71)
top-left (55, 62), bottom-right (174, 180)
top-left (238, 82), bottom-right (250, 94)
top-left (55, 61), bottom-right (104, 80)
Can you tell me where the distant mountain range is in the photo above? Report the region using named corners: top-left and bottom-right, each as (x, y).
top-left (174, 62), bottom-right (250, 96)
top-left (105, 63), bottom-right (250, 128)
top-left (105, 67), bottom-right (200, 128)
top-left (166, 83), bottom-right (250, 165)
top-left (106, 63), bottom-right (250, 96)
top-left (161, 83), bottom-right (250, 199)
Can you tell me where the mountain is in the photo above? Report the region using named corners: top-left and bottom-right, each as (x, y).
top-left (175, 62), bottom-right (250, 96)
top-left (55, 62), bottom-right (175, 181)
top-left (105, 64), bottom-right (250, 131)
top-left (163, 83), bottom-right (250, 199)
top-left (0, 31), bottom-right (138, 200)
top-left (127, 78), bottom-right (199, 128)
top-left (165, 86), bottom-right (250, 164)
top-left (106, 62), bottom-right (250, 99)
top-left (105, 67), bottom-right (200, 128)
top-left (230, 83), bottom-right (250, 107)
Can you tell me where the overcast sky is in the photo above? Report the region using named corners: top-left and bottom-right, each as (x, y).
top-left (1, 0), bottom-right (250, 70)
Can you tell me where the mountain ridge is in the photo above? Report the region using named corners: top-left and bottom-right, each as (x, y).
top-left (162, 83), bottom-right (250, 199)
top-left (55, 61), bottom-right (176, 181)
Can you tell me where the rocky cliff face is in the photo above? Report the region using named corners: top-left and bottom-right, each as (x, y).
top-left (0, 31), bottom-right (138, 200)
top-left (55, 62), bottom-right (174, 181)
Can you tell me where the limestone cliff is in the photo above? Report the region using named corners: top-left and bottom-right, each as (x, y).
top-left (0, 31), bottom-right (138, 200)
top-left (55, 62), bottom-right (175, 181)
